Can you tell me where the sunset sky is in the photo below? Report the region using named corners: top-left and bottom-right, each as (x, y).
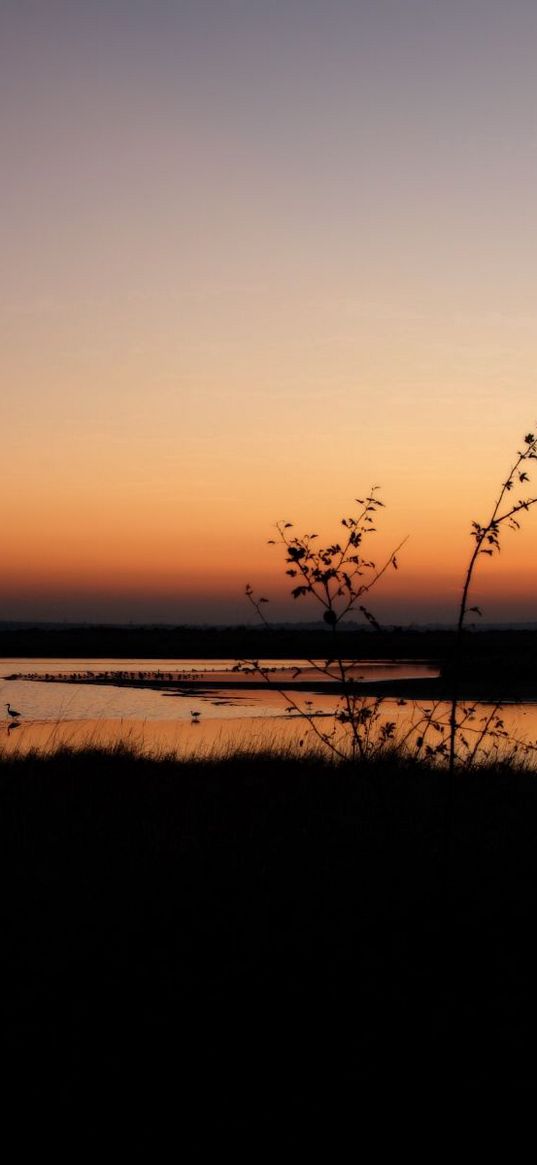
top-left (2, 0), bottom-right (537, 624)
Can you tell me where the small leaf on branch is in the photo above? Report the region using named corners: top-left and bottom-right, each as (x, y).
top-left (359, 605), bottom-right (381, 632)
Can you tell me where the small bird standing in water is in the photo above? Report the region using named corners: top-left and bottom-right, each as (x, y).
top-left (5, 702), bottom-right (22, 720)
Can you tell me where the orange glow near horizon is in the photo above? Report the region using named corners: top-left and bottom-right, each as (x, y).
top-left (3, 4), bottom-right (537, 625)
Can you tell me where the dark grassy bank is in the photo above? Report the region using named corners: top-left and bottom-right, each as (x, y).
top-left (1, 745), bottom-right (536, 1127)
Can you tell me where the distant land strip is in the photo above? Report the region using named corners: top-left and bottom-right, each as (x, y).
top-left (5, 670), bottom-right (445, 700)
top-left (1, 623), bottom-right (537, 661)
top-left (7, 668), bottom-right (537, 702)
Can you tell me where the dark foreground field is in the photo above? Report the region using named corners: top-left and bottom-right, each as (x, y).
top-left (1, 745), bottom-right (536, 1134)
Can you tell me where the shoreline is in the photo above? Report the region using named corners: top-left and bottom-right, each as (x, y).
top-left (6, 670), bottom-right (537, 703)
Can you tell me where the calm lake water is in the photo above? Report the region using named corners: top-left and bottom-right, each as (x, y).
top-left (1, 657), bottom-right (537, 760)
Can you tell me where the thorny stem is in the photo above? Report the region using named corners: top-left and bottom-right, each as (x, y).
top-left (448, 433), bottom-right (537, 777)
top-left (245, 586), bottom-right (271, 627)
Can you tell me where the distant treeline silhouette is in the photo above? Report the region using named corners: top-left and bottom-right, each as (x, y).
top-left (0, 622), bottom-right (536, 664)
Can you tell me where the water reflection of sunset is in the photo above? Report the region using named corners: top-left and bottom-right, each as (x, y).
top-left (3, 700), bottom-right (537, 764)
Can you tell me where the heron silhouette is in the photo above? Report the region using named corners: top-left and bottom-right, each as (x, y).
top-left (5, 702), bottom-right (22, 720)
